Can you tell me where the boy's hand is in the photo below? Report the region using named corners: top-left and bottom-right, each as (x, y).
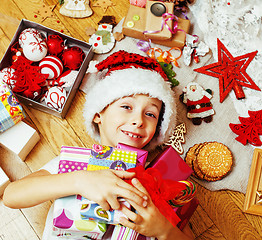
top-left (119, 178), bottom-right (194, 240)
top-left (75, 170), bottom-right (147, 211)
top-left (119, 178), bottom-right (172, 239)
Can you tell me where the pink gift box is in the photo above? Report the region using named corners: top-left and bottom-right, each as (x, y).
top-left (116, 143), bottom-right (148, 167)
top-left (147, 146), bottom-right (193, 181)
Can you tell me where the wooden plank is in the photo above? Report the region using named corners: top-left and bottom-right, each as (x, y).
top-left (227, 190), bottom-right (262, 237)
top-left (22, 105), bottom-right (84, 156)
top-left (196, 225), bottom-right (226, 240)
top-left (21, 201), bottom-right (52, 238)
top-left (65, 90), bottom-right (97, 148)
top-left (196, 183), bottom-right (262, 239)
top-left (189, 202), bottom-right (214, 238)
top-left (0, 199), bottom-right (40, 240)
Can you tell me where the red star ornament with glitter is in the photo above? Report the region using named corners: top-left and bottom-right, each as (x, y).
top-left (194, 39), bottom-right (260, 103)
top-left (229, 109), bottom-right (262, 146)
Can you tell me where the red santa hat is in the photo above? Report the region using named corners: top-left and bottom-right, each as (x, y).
top-left (83, 50), bottom-right (177, 150)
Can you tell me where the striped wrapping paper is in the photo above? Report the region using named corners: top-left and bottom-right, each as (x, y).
top-left (111, 225), bottom-right (140, 240)
top-left (111, 225), bottom-right (155, 240)
top-left (58, 146), bottom-right (91, 174)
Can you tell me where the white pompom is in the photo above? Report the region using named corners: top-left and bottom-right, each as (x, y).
top-left (86, 60), bottom-right (99, 73)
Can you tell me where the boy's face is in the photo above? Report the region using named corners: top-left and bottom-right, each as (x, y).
top-left (94, 94), bottom-right (162, 149)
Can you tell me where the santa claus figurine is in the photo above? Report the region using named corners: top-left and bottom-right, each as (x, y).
top-left (180, 82), bottom-right (215, 125)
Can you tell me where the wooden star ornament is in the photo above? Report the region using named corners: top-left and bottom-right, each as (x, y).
top-left (194, 39), bottom-right (260, 103)
top-left (34, 4), bottom-right (56, 22)
top-left (93, 0), bottom-right (115, 13)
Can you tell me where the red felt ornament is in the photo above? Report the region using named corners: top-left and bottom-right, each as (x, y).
top-left (11, 56), bottom-right (48, 99)
top-left (61, 46), bottom-right (85, 70)
top-left (194, 39), bottom-right (261, 103)
top-left (47, 35), bottom-right (64, 55)
top-left (229, 110), bottom-right (262, 146)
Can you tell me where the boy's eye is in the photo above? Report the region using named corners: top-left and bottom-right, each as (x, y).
top-left (146, 112), bottom-right (156, 118)
top-left (121, 105), bottom-right (131, 110)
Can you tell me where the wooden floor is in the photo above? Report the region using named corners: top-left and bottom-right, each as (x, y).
top-left (1, 0), bottom-right (262, 239)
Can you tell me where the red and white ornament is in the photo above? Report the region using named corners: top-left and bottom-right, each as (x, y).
top-left (47, 35), bottom-right (65, 55)
top-left (39, 56), bottom-right (64, 79)
top-left (18, 28), bottom-right (43, 48)
top-left (45, 86), bottom-right (67, 111)
top-left (0, 67), bottom-right (16, 89)
top-left (22, 38), bottom-right (48, 62)
top-left (57, 70), bottom-right (78, 88)
top-left (62, 46), bottom-right (85, 70)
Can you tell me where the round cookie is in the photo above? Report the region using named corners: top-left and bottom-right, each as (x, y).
top-left (185, 143), bottom-right (199, 170)
top-left (196, 142), bottom-right (232, 179)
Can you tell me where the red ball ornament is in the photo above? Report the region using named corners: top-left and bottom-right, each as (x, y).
top-left (62, 46), bottom-right (85, 70)
top-left (22, 88), bottom-right (41, 100)
top-left (47, 35), bottom-right (65, 55)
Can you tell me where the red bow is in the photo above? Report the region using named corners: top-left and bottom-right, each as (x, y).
top-left (126, 166), bottom-right (187, 228)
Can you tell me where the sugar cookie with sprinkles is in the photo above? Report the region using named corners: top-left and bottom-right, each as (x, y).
top-left (196, 142), bottom-right (233, 180)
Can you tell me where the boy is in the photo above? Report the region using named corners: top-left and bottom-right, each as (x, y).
top-left (3, 51), bottom-right (194, 239)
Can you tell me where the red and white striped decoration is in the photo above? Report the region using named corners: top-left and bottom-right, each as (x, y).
top-left (39, 56), bottom-right (63, 79)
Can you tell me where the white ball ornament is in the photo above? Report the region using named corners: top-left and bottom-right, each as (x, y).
top-left (19, 28), bottom-right (43, 48)
top-left (22, 39), bottom-right (48, 62)
top-left (39, 56), bottom-right (64, 79)
top-left (45, 86), bottom-right (67, 112)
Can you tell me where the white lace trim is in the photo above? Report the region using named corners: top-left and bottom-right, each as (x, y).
top-left (189, 0), bottom-right (262, 118)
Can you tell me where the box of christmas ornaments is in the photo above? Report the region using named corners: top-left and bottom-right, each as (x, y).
top-left (0, 19), bottom-right (93, 118)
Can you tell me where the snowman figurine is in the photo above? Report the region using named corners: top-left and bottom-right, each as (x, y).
top-left (89, 16), bottom-right (116, 54)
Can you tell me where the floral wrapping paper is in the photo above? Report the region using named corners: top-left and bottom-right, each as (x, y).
top-left (0, 80), bottom-right (25, 132)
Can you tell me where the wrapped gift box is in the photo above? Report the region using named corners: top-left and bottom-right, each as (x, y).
top-left (79, 197), bottom-right (130, 224)
top-left (111, 146), bottom-right (197, 240)
top-left (116, 143), bottom-right (148, 167)
top-left (0, 121), bottom-right (40, 161)
top-left (0, 19), bottom-right (93, 118)
top-left (53, 145), bottom-right (138, 237)
top-left (0, 80), bottom-right (25, 132)
top-left (122, 2), bottom-right (190, 48)
top-left (147, 146), bottom-right (193, 181)
top-left (53, 146), bottom-right (105, 238)
top-left (87, 144), bottom-right (137, 171)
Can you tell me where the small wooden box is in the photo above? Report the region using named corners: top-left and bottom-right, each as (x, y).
top-left (243, 148), bottom-right (262, 216)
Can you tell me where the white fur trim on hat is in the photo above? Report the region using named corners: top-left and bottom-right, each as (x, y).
top-left (83, 67), bottom-right (177, 151)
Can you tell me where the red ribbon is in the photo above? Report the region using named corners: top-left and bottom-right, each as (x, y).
top-left (126, 166), bottom-right (186, 228)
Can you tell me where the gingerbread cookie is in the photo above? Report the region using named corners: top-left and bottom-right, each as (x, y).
top-left (196, 142), bottom-right (232, 179)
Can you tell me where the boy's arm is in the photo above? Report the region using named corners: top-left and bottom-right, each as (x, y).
top-left (3, 169), bottom-right (148, 210)
top-left (119, 178), bottom-right (194, 240)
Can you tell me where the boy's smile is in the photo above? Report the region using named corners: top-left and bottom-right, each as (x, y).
top-left (93, 94), bottom-right (162, 149)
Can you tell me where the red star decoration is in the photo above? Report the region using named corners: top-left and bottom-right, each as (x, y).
top-left (194, 38), bottom-right (260, 103)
